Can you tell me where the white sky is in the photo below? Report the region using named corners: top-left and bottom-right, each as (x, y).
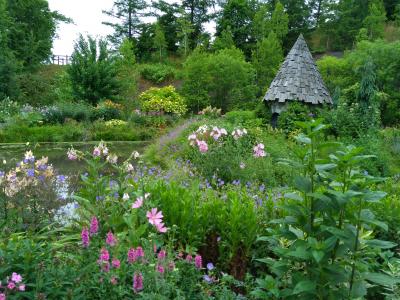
top-left (48, 0), bottom-right (216, 55)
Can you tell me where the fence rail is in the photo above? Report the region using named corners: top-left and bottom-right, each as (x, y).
top-left (51, 55), bottom-right (71, 65)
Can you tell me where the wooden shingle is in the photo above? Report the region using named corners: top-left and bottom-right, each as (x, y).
top-left (264, 34), bottom-right (333, 106)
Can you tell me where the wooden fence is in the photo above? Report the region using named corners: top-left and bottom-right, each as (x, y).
top-left (51, 55), bottom-right (71, 65)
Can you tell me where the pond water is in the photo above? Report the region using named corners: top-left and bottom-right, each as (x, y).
top-left (0, 141), bottom-right (150, 176)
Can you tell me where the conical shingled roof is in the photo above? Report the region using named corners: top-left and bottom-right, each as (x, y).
top-left (264, 34), bottom-right (332, 105)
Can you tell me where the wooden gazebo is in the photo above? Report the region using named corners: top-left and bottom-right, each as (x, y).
top-left (263, 34), bottom-right (332, 127)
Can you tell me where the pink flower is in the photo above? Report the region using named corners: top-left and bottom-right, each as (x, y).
top-left (195, 255), bottom-right (202, 269)
top-left (93, 147), bottom-right (101, 157)
top-left (132, 197), bottom-right (143, 209)
top-left (156, 264), bottom-right (165, 274)
top-left (81, 227), bottom-right (89, 248)
top-left (67, 148), bottom-right (78, 160)
top-left (0, 293), bottom-right (5, 300)
top-left (155, 222), bottom-right (168, 233)
top-left (158, 250), bottom-right (166, 260)
top-left (133, 273), bottom-right (143, 293)
top-left (11, 272), bottom-right (22, 283)
top-left (135, 247), bottom-right (144, 258)
top-left (90, 217), bottom-right (99, 235)
top-left (146, 208), bottom-right (163, 225)
top-left (186, 255), bottom-right (193, 262)
top-left (101, 261), bottom-right (110, 273)
top-left (253, 143), bottom-right (266, 158)
top-left (128, 248), bottom-right (137, 263)
top-left (106, 231), bottom-right (117, 247)
top-left (112, 258), bottom-right (121, 269)
top-left (18, 284), bottom-right (25, 291)
top-left (110, 276), bottom-right (118, 285)
top-left (168, 261), bottom-right (175, 271)
top-left (7, 281), bottom-right (15, 290)
top-left (99, 248), bottom-right (110, 261)
top-left (196, 140), bottom-right (208, 153)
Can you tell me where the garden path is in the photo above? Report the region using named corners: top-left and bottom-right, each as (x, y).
top-left (157, 117), bottom-right (197, 148)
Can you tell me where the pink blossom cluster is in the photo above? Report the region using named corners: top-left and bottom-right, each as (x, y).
top-left (184, 254), bottom-right (202, 269)
top-left (0, 272), bottom-right (26, 299)
top-left (97, 248), bottom-right (121, 273)
top-left (146, 208), bottom-right (167, 233)
top-left (196, 140), bottom-right (208, 153)
top-left (210, 126), bottom-right (227, 141)
top-left (106, 231), bottom-right (117, 247)
top-left (92, 142), bottom-right (109, 157)
top-left (133, 273), bottom-right (143, 293)
top-left (127, 246), bottom-right (145, 263)
top-left (131, 193), bottom-right (150, 209)
top-left (253, 143), bottom-right (267, 158)
top-left (67, 148), bottom-right (78, 160)
top-left (231, 128), bottom-right (248, 140)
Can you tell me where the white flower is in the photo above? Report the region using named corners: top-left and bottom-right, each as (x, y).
top-left (132, 151), bottom-right (140, 159)
top-left (122, 193), bottom-right (130, 201)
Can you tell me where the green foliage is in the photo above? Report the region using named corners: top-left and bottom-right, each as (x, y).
top-left (278, 102), bottom-right (315, 134)
top-left (6, 0), bottom-right (69, 70)
top-left (139, 63), bottom-right (176, 83)
top-left (213, 26), bottom-right (235, 51)
top-left (364, 0), bottom-right (387, 40)
top-left (182, 48), bottom-right (256, 112)
top-left (154, 22), bottom-right (167, 61)
top-left (116, 39), bottom-right (138, 101)
top-left (252, 31), bottom-right (283, 92)
top-left (68, 35), bottom-right (120, 105)
top-left (139, 86), bottom-right (187, 115)
top-left (253, 119), bottom-right (398, 299)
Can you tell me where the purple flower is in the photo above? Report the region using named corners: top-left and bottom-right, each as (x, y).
top-left (206, 262), bottom-right (214, 270)
top-left (203, 275), bottom-right (213, 283)
top-left (133, 273), bottom-right (143, 293)
top-left (90, 216), bottom-right (99, 235)
top-left (57, 175), bottom-right (66, 183)
top-left (26, 169), bottom-right (35, 177)
top-left (195, 255), bottom-right (202, 269)
top-left (106, 231), bottom-right (117, 247)
top-left (81, 227), bottom-right (89, 248)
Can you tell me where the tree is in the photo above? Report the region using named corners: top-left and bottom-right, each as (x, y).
top-left (0, 0), bottom-right (17, 99)
top-left (279, 0), bottom-right (311, 42)
top-left (177, 16), bottom-right (194, 57)
top-left (68, 35), bottom-right (120, 105)
top-left (364, 0), bottom-right (387, 40)
top-left (135, 23), bottom-right (155, 61)
top-left (216, 0), bottom-right (256, 56)
top-left (6, 0), bottom-right (68, 69)
top-left (153, 22), bottom-right (167, 61)
top-left (182, 47), bottom-right (256, 112)
top-left (181, 0), bottom-right (215, 48)
top-left (213, 26), bottom-right (235, 50)
top-left (103, 0), bottom-right (147, 46)
top-left (269, 1), bottom-right (289, 42)
top-left (153, 1), bottom-right (180, 53)
top-left (252, 31), bottom-right (283, 91)
top-left (384, 0), bottom-right (400, 20)
top-left (116, 39), bottom-right (137, 100)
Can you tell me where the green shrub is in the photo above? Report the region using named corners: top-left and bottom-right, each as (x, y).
top-left (278, 102), bottom-right (314, 134)
top-left (140, 63), bottom-right (176, 83)
top-left (139, 85), bottom-right (187, 116)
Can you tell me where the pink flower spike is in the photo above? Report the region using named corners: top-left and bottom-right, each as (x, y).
top-left (99, 248), bottom-right (110, 261)
top-left (106, 231), bottom-right (117, 247)
top-left (90, 216), bottom-right (99, 235)
top-left (158, 250), bottom-right (166, 260)
top-left (18, 284), bottom-right (25, 291)
top-left (186, 254), bottom-right (193, 262)
top-left (135, 246), bottom-right (144, 258)
top-left (128, 248), bottom-right (137, 263)
top-left (81, 227), bottom-right (89, 248)
top-left (112, 258), bottom-right (121, 269)
top-left (133, 273), bottom-right (143, 293)
top-left (156, 264), bottom-right (165, 274)
top-left (11, 272), bottom-right (22, 283)
top-left (146, 208), bottom-right (163, 225)
top-left (195, 255), bottom-right (202, 269)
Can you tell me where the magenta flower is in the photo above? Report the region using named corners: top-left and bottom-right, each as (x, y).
top-left (112, 258), bottom-right (121, 269)
top-left (196, 140), bottom-right (208, 153)
top-left (93, 147), bottom-right (101, 157)
top-left (101, 261), bottom-right (110, 273)
top-left (7, 281), bottom-right (15, 290)
top-left (0, 293), bottom-right (5, 300)
top-left (158, 250), bottom-right (166, 260)
top-left (146, 208), bottom-right (163, 225)
top-left (195, 255), bottom-right (202, 269)
top-left (135, 246), bottom-right (145, 258)
top-left (81, 227), bottom-right (90, 248)
top-left (90, 216), bottom-right (99, 235)
top-left (106, 231), bottom-right (117, 247)
top-left (133, 273), bottom-right (143, 293)
top-left (186, 254), bottom-right (193, 262)
top-left (156, 264), bottom-right (165, 274)
top-left (155, 222), bottom-right (168, 233)
top-left (99, 248), bottom-right (110, 261)
top-left (11, 272), bottom-right (22, 283)
top-left (128, 248), bottom-right (137, 263)
top-left (18, 284), bottom-right (25, 291)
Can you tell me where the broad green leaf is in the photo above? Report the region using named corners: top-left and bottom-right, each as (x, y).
top-left (364, 191), bottom-right (387, 203)
top-left (284, 192), bottom-right (303, 201)
top-left (292, 280), bottom-right (316, 295)
top-left (365, 239), bottom-right (397, 249)
top-left (315, 163), bottom-right (337, 172)
top-left (312, 250), bottom-right (324, 263)
top-left (350, 280), bottom-right (367, 298)
top-left (364, 272), bottom-right (399, 286)
top-left (294, 176), bottom-right (312, 193)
